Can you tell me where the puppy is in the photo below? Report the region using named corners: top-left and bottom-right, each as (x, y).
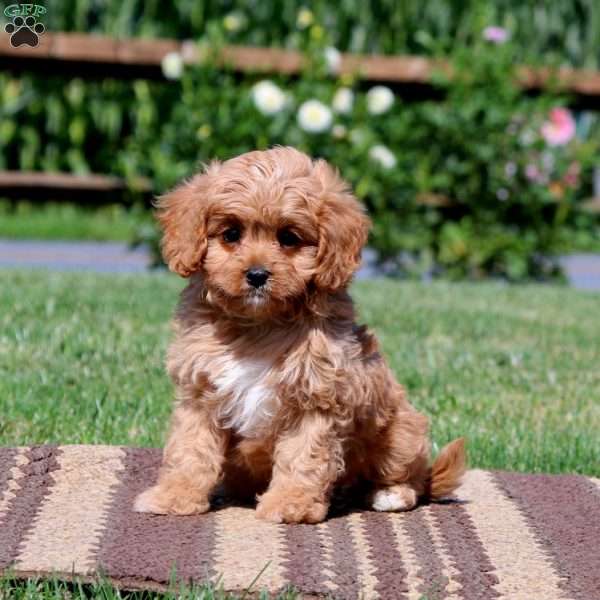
top-left (134, 146), bottom-right (466, 523)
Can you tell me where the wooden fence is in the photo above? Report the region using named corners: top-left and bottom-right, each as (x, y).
top-left (1, 31), bottom-right (599, 204)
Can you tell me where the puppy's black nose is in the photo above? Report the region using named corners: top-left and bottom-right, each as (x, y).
top-left (246, 267), bottom-right (270, 288)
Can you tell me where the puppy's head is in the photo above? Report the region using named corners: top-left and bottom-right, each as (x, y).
top-left (157, 147), bottom-right (369, 317)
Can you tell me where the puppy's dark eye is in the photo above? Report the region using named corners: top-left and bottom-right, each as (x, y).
top-left (277, 228), bottom-right (301, 247)
top-left (222, 227), bottom-right (241, 243)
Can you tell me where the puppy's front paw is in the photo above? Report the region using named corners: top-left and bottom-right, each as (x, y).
top-left (256, 488), bottom-right (328, 524)
top-left (134, 484), bottom-right (210, 515)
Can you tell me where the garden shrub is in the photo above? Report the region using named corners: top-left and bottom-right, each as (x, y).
top-left (36, 1), bottom-right (600, 69)
top-left (0, 7), bottom-right (599, 280)
top-left (124, 24), bottom-right (599, 280)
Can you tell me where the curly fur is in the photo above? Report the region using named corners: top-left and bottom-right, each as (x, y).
top-left (134, 146), bottom-right (466, 523)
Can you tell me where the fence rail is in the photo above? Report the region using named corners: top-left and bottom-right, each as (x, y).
top-left (0, 171), bottom-right (151, 204)
top-left (2, 31), bottom-right (600, 204)
top-left (2, 32), bottom-right (600, 102)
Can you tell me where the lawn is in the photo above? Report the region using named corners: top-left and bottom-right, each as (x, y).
top-left (1, 269), bottom-right (598, 475)
top-left (1, 269), bottom-right (599, 598)
top-left (2, 200), bottom-right (600, 256)
top-left (0, 575), bottom-right (295, 600)
top-left (0, 201), bottom-right (149, 241)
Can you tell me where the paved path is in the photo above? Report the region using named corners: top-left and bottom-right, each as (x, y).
top-left (559, 254), bottom-right (600, 291)
top-left (0, 239), bottom-right (151, 273)
top-left (1, 239), bottom-right (599, 290)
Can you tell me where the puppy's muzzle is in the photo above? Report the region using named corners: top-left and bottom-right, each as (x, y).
top-left (246, 266), bottom-right (270, 288)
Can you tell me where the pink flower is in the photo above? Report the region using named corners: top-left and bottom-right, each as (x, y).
top-left (541, 108), bottom-right (576, 146)
top-left (563, 161), bottom-right (581, 188)
top-left (525, 164), bottom-right (540, 181)
top-left (483, 26), bottom-right (509, 44)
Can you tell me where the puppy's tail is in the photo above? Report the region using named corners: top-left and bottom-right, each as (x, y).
top-left (425, 437), bottom-right (467, 500)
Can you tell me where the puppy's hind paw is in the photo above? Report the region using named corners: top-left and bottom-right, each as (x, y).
top-left (133, 484), bottom-right (210, 515)
top-left (371, 485), bottom-right (417, 512)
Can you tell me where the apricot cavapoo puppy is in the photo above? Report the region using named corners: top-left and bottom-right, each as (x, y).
top-left (134, 146), bottom-right (466, 523)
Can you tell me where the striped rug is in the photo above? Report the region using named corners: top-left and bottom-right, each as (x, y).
top-left (0, 445), bottom-right (598, 599)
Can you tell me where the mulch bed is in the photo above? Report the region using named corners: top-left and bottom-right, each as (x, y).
top-left (0, 445), bottom-right (598, 599)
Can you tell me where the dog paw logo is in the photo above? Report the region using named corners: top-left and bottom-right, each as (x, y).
top-left (5, 15), bottom-right (45, 47)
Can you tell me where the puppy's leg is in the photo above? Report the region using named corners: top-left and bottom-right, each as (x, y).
top-left (134, 400), bottom-right (228, 515)
top-left (367, 410), bottom-right (430, 512)
top-left (222, 438), bottom-right (272, 503)
top-left (256, 412), bottom-right (342, 524)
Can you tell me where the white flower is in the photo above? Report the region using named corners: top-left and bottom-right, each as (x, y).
top-left (519, 129), bottom-right (536, 146)
top-left (161, 52), bottom-right (184, 80)
top-left (181, 40), bottom-right (201, 62)
top-left (366, 86), bottom-right (394, 115)
top-left (349, 128), bottom-right (367, 146)
top-left (332, 88), bottom-right (354, 114)
top-left (541, 151), bottom-right (555, 171)
top-left (369, 144), bottom-right (397, 169)
top-left (252, 80), bottom-right (287, 115)
top-left (504, 162), bottom-right (517, 178)
top-left (196, 124), bottom-right (212, 140)
top-left (496, 188), bottom-right (509, 201)
top-left (223, 12), bottom-right (246, 32)
top-left (332, 124), bottom-right (347, 139)
top-left (297, 99), bottom-right (333, 133)
top-left (296, 7), bottom-right (313, 29)
top-left (324, 46), bottom-right (342, 74)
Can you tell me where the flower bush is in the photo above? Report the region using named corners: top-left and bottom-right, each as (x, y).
top-left (121, 22), bottom-right (598, 280)
top-left (34, 2), bottom-right (600, 70)
top-left (1, 10), bottom-right (599, 280)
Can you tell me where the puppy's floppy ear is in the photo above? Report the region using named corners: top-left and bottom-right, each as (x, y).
top-left (312, 160), bottom-right (371, 291)
top-left (155, 162), bottom-right (220, 277)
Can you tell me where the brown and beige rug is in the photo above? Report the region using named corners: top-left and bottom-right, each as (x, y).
top-left (0, 445), bottom-right (598, 599)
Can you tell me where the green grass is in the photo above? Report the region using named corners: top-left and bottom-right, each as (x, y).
top-left (0, 573), bottom-right (298, 600)
top-left (0, 201), bottom-right (150, 241)
top-left (2, 199), bottom-right (600, 255)
top-left (1, 270), bottom-right (599, 598)
top-left (1, 270), bottom-right (598, 475)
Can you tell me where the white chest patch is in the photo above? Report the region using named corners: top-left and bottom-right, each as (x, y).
top-left (211, 356), bottom-right (277, 437)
